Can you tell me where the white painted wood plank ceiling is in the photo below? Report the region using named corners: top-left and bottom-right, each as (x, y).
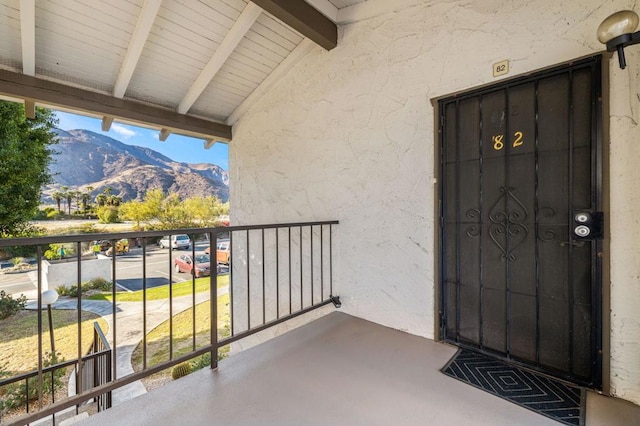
top-left (0, 0), bottom-right (372, 143)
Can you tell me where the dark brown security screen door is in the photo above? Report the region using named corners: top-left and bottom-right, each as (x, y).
top-left (439, 56), bottom-right (602, 387)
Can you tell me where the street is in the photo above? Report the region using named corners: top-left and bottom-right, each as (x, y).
top-left (0, 240), bottom-right (225, 297)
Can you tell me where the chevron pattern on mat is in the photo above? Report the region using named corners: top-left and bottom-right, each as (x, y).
top-left (442, 349), bottom-right (583, 425)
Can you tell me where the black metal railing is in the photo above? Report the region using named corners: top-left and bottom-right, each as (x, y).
top-left (0, 322), bottom-right (111, 424)
top-left (0, 220), bottom-right (338, 425)
top-left (80, 323), bottom-right (112, 412)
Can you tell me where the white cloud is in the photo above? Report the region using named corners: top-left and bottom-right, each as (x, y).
top-left (111, 123), bottom-right (137, 139)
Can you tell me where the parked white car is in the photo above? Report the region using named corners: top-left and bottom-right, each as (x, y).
top-left (159, 234), bottom-right (191, 250)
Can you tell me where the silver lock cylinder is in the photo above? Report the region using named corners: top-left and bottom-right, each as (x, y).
top-left (574, 225), bottom-right (591, 237)
top-left (574, 213), bottom-right (591, 224)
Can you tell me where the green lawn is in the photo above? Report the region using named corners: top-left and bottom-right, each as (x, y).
top-left (87, 274), bottom-right (229, 302)
top-left (131, 294), bottom-right (230, 370)
top-left (0, 310), bottom-right (108, 374)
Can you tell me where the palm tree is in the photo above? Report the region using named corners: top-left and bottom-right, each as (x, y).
top-left (95, 193), bottom-right (107, 207)
top-left (107, 194), bottom-right (122, 207)
top-left (81, 192), bottom-right (91, 212)
top-left (73, 191), bottom-right (83, 213)
top-left (52, 191), bottom-right (63, 212)
top-left (65, 191), bottom-right (73, 215)
top-left (61, 186), bottom-right (69, 215)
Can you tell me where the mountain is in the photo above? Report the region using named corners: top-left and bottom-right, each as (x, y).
top-left (42, 129), bottom-right (229, 203)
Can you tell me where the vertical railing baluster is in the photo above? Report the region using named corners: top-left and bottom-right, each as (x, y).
top-left (142, 237), bottom-right (147, 370)
top-left (169, 238), bottom-right (173, 360)
top-left (311, 225), bottom-right (314, 306)
top-left (276, 228), bottom-right (280, 319)
top-left (230, 230), bottom-right (234, 336)
top-left (192, 236), bottom-right (196, 351)
top-left (300, 226), bottom-right (303, 310)
top-left (330, 225), bottom-right (333, 297)
top-left (210, 231), bottom-right (219, 369)
top-left (321, 225), bottom-right (324, 301)
top-left (36, 244), bottom-right (43, 411)
top-left (262, 228), bottom-right (265, 325)
top-left (247, 230), bottom-right (250, 330)
top-left (76, 241), bottom-right (83, 409)
top-left (289, 227), bottom-right (292, 315)
top-left (111, 239), bottom-right (117, 379)
top-left (25, 377), bottom-right (29, 414)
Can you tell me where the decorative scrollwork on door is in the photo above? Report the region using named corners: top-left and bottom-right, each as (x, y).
top-left (465, 209), bottom-right (481, 238)
top-left (488, 186), bottom-right (529, 261)
top-left (537, 207), bottom-right (558, 242)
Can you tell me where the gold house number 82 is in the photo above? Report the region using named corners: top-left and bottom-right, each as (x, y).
top-left (493, 131), bottom-right (523, 151)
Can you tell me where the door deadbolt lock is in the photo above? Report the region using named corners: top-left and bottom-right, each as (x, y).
top-left (574, 225), bottom-right (591, 237)
top-left (573, 211), bottom-right (603, 240)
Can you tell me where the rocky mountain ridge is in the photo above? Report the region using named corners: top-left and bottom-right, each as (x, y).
top-left (42, 129), bottom-right (229, 203)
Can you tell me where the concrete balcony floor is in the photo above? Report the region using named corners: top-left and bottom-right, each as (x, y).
top-left (79, 312), bottom-right (638, 426)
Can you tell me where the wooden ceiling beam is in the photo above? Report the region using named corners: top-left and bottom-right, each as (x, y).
top-left (101, 115), bottom-right (114, 131)
top-left (159, 128), bottom-right (171, 141)
top-left (250, 0), bottom-right (337, 50)
top-left (177, 2), bottom-right (262, 114)
top-left (113, 0), bottom-right (162, 99)
top-left (19, 0), bottom-right (36, 76)
top-left (24, 99), bottom-right (35, 119)
top-left (0, 69), bottom-right (232, 141)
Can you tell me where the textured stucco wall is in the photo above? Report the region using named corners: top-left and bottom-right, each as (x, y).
top-left (230, 1), bottom-right (640, 404)
top-left (608, 45), bottom-right (640, 404)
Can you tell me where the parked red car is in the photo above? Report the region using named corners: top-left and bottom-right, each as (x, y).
top-left (173, 254), bottom-right (212, 277)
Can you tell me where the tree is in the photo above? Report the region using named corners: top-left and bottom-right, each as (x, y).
top-left (60, 186), bottom-right (69, 215)
top-left (119, 200), bottom-right (152, 230)
top-left (52, 191), bottom-right (63, 213)
top-left (95, 193), bottom-right (107, 207)
top-left (184, 196), bottom-right (227, 226)
top-left (0, 101), bottom-right (57, 236)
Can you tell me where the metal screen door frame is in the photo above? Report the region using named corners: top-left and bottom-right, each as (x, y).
top-left (437, 55), bottom-right (603, 388)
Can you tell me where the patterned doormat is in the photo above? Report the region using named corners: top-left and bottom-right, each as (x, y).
top-left (441, 349), bottom-right (584, 425)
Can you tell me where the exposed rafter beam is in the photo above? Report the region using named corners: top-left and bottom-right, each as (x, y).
top-left (204, 139), bottom-right (216, 149)
top-left (177, 3), bottom-right (262, 114)
top-left (102, 116), bottom-right (114, 131)
top-left (304, 0), bottom-right (338, 22)
top-left (0, 69), bottom-right (232, 140)
top-left (227, 38), bottom-right (315, 125)
top-left (113, 0), bottom-right (162, 98)
top-left (19, 0), bottom-right (36, 76)
top-left (24, 99), bottom-right (35, 119)
top-left (159, 128), bottom-right (171, 141)
top-left (250, 0), bottom-right (337, 50)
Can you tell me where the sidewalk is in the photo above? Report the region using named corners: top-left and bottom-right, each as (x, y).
top-left (26, 286), bottom-right (229, 405)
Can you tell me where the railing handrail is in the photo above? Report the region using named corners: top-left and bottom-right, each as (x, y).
top-left (93, 321), bottom-right (110, 351)
top-left (0, 220), bottom-right (339, 247)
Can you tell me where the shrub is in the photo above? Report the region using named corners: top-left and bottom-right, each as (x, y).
top-left (189, 351), bottom-right (227, 372)
top-left (57, 278), bottom-right (112, 297)
top-left (171, 362), bottom-right (192, 380)
top-left (0, 352), bottom-right (65, 414)
top-left (44, 244), bottom-right (74, 260)
top-left (97, 206), bottom-right (119, 224)
top-left (0, 291), bottom-right (27, 320)
top-left (46, 209), bottom-right (62, 220)
top-left (10, 257), bottom-right (25, 266)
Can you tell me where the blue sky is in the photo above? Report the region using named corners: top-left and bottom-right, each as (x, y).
top-left (54, 111), bottom-right (229, 170)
